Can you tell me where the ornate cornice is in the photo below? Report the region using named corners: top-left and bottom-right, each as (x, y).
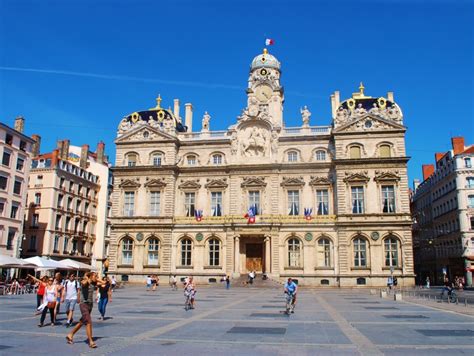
top-left (144, 178), bottom-right (167, 188)
top-left (178, 179), bottom-right (201, 190)
top-left (343, 171), bottom-right (370, 184)
top-left (205, 178), bottom-right (228, 189)
top-left (118, 179), bottom-right (141, 189)
top-left (241, 176), bottom-right (267, 188)
top-left (374, 170), bottom-right (401, 182)
top-left (280, 176), bottom-right (305, 187)
top-left (309, 176), bottom-right (332, 186)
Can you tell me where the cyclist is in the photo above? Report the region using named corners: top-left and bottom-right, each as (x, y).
top-left (440, 276), bottom-right (453, 299)
top-left (284, 278), bottom-right (298, 314)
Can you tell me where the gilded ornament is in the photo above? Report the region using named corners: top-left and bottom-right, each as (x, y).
top-left (131, 112), bottom-right (141, 123)
top-left (347, 98), bottom-right (356, 110)
top-left (377, 97), bottom-right (387, 109)
top-left (157, 110), bottom-right (165, 121)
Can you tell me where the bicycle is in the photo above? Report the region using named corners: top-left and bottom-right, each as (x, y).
top-left (284, 292), bottom-right (295, 315)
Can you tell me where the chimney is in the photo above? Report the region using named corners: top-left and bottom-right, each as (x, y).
top-left (387, 91), bottom-right (394, 102)
top-left (173, 99), bottom-right (180, 120)
top-left (451, 137), bottom-right (465, 155)
top-left (435, 152), bottom-right (445, 162)
top-left (80, 144), bottom-right (89, 168)
top-left (422, 164), bottom-right (435, 181)
top-left (14, 116), bottom-right (25, 133)
top-left (330, 91), bottom-right (340, 119)
top-left (51, 149), bottom-right (60, 168)
top-left (62, 140), bottom-right (70, 160)
top-left (185, 103), bottom-right (193, 132)
top-left (31, 134), bottom-right (41, 157)
top-left (57, 140), bottom-right (64, 158)
top-left (96, 141), bottom-right (105, 164)
top-left (413, 178), bottom-right (421, 191)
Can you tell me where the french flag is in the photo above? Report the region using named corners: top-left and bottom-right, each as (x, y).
top-left (195, 209), bottom-right (203, 222)
top-left (265, 38), bottom-right (275, 46)
top-left (244, 206), bottom-right (256, 224)
top-left (304, 208), bottom-right (313, 221)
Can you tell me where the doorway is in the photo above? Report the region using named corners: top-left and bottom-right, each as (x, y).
top-left (246, 243), bottom-right (263, 272)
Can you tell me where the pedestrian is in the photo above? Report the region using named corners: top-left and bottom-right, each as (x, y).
top-left (184, 276), bottom-right (196, 309)
top-left (53, 272), bottom-right (64, 323)
top-left (35, 276), bottom-right (47, 309)
top-left (225, 275), bottom-right (230, 290)
top-left (146, 275), bottom-right (152, 291)
top-left (151, 275), bottom-right (157, 291)
top-left (170, 275), bottom-right (177, 290)
top-left (37, 276), bottom-right (57, 327)
top-left (63, 273), bottom-right (81, 328)
top-left (66, 272), bottom-right (107, 349)
top-left (97, 276), bottom-right (112, 320)
top-left (111, 276), bottom-right (117, 291)
top-left (387, 276), bottom-right (393, 290)
top-left (425, 276), bottom-right (430, 289)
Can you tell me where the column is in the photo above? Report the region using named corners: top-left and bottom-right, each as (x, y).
top-left (234, 236), bottom-right (240, 277)
top-left (265, 236), bottom-right (271, 274)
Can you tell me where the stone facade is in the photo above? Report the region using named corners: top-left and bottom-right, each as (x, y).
top-left (109, 49), bottom-right (414, 287)
top-left (412, 137), bottom-right (474, 287)
top-left (0, 117), bottom-right (35, 258)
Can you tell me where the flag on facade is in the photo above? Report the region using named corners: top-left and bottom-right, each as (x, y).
top-left (195, 209), bottom-right (203, 222)
top-left (265, 38), bottom-right (275, 46)
top-left (304, 208), bottom-right (313, 221)
top-left (244, 206), bottom-right (256, 224)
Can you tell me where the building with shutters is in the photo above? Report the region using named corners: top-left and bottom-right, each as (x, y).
top-left (108, 49), bottom-right (414, 287)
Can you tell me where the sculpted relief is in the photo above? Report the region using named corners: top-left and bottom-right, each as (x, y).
top-left (242, 126), bottom-right (268, 157)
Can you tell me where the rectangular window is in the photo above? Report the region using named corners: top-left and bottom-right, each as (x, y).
top-left (185, 192), bottom-right (196, 217)
top-left (16, 157), bottom-right (25, 171)
top-left (471, 217), bottom-right (474, 230)
top-left (19, 140), bottom-right (27, 151)
top-left (467, 178), bottom-right (474, 188)
top-left (63, 236), bottom-right (69, 253)
top-left (382, 185), bottom-right (396, 213)
top-left (6, 229), bottom-right (15, 250)
top-left (0, 176), bottom-right (7, 190)
top-left (124, 191), bottom-right (135, 216)
top-left (57, 194), bottom-right (63, 208)
top-left (34, 193), bottom-right (41, 205)
top-left (85, 202), bottom-right (89, 215)
top-left (13, 180), bottom-right (21, 195)
top-left (5, 134), bottom-right (13, 145)
top-left (2, 151), bottom-right (11, 166)
top-left (288, 190), bottom-right (299, 215)
top-left (351, 186), bottom-right (365, 214)
top-left (211, 192), bottom-right (222, 216)
top-left (10, 203), bottom-right (19, 219)
top-left (29, 236), bottom-right (37, 251)
top-left (465, 158), bottom-right (472, 168)
top-left (0, 200), bottom-right (4, 216)
top-left (67, 197), bottom-right (73, 210)
top-left (55, 215), bottom-right (61, 230)
top-left (187, 156), bottom-right (196, 166)
top-left (53, 235), bottom-right (60, 252)
top-left (468, 195), bottom-right (474, 209)
top-left (153, 154), bottom-right (162, 166)
top-left (60, 177), bottom-right (65, 189)
top-left (31, 214), bottom-right (39, 227)
top-left (316, 189), bottom-right (329, 215)
top-left (248, 191), bottom-right (260, 215)
top-left (150, 191), bottom-right (160, 216)
top-left (76, 200), bottom-right (81, 213)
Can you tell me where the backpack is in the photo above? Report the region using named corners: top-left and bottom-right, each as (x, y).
top-left (64, 280), bottom-right (79, 294)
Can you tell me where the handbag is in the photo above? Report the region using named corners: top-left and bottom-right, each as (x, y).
top-left (47, 301), bottom-right (56, 309)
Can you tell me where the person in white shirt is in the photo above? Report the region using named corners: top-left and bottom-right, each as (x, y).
top-left (62, 274), bottom-right (81, 327)
top-left (146, 276), bottom-right (152, 291)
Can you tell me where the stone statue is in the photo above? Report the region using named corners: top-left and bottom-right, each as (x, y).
top-left (387, 104), bottom-right (402, 121)
top-left (301, 106), bottom-right (311, 126)
top-left (368, 103), bottom-right (380, 116)
top-left (118, 118), bottom-right (131, 133)
top-left (354, 103), bottom-right (367, 117)
top-left (243, 127), bottom-right (267, 157)
top-left (202, 111), bottom-right (210, 131)
top-left (230, 132), bottom-right (238, 155)
top-left (335, 106), bottom-right (350, 125)
top-left (149, 118), bottom-right (160, 129)
top-left (248, 97), bottom-right (259, 117)
top-left (271, 131), bottom-right (278, 155)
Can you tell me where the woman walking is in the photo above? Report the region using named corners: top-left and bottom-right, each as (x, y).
top-left (34, 276), bottom-right (57, 327)
top-left (97, 276), bottom-right (112, 320)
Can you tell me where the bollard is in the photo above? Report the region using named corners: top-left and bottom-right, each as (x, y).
top-left (428, 294), bottom-right (431, 301)
top-left (434, 295), bottom-right (437, 302)
top-left (465, 298), bottom-right (468, 307)
top-left (380, 290), bottom-right (387, 298)
top-left (456, 297), bottom-right (458, 305)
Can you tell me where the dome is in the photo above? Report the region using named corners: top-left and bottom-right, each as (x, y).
top-left (251, 48), bottom-right (281, 70)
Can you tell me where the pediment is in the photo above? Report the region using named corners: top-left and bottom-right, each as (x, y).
top-left (119, 179), bottom-right (141, 188)
top-left (178, 179), bottom-right (202, 190)
top-left (280, 177), bottom-right (305, 187)
top-left (309, 176), bottom-right (332, 186)
top-left (115, 124), bottom-right (177, 143)
top-left (144, 179), bottom-right (167, 188)
top-left (205, 178), bottom-right (228, 189)
top-left (343, 172), bottom-right (370, 183)
top-left (374, 171), bottom-right (401, 182)
top-left (334, 114), bottom-right (405, 134)
top-left (241, 176), bottom-right (267, 188)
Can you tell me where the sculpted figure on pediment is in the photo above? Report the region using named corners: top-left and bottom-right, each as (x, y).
top-left (369, 103), bottom-right (381, 116)
top-left (387, 104), bottom-right (402, 122)
top-left (354, 103), bottom-right (367, 117)
top-left (335, 106), bottom-right (350, 125)
top-left (270, 131), bottom-right (278, 155)
top-left (118, 118), bottom-right (131, 134)
top-left (230, 132), bottom-right (238, 155)
top-left (243, 126), bottom-right (267, 157)
top-left (301, 106), bottom-right (311, 126)
top-left (248, 97), bottom-right (259, 117)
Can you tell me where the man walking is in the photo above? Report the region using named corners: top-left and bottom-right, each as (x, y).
top-left (66, 272), bottom-right (106, 349)
top-left (63, 273), bottom-right (81, 327)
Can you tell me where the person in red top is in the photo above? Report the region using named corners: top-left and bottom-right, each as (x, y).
top-left (35, 276), bottom-right (48, 309)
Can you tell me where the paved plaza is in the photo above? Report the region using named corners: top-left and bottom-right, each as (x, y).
top-left (1, 284), bottom-right (474, 355)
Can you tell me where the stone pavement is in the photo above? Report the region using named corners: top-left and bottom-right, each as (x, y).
top-left (1, 284), bottom-right (474, 355)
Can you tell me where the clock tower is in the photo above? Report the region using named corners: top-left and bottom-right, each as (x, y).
top-left (247, 48), bottom-right (284, 127)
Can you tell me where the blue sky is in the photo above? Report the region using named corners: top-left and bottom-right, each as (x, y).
top-left (1, 0), bottom-right (473, 185)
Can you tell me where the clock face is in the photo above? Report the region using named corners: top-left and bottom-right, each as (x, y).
top-left (255, 85), bottom-right (272, 102)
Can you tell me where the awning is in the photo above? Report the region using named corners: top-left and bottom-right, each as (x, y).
top-left (57, 259), bottom-right (96, 271)
top-left (23, 256), bottom-right (65, 270)
top-left (0, 255), bottom-right (36, 268)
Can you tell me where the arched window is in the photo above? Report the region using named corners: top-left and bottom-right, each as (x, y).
top-left (181, 238), bottom-right (192, 266)
top-left (147, 238), bottom-right (160, 266)
top-left (121, 238), bottom-right (133, 265)
top-left (384, 237), bottom-right (399, 267)
top-left (287, 151), bottom-right (298, 162)
top-left (127, 153), bottom-right (137, 167)
top-left (379, 145), bottom-right (391, 158)
top-left (151, 153), bottom-right (162, 166)
top-left (208, 238), bottom-right (220, 266)
top-left (288, 238), bottom-right (301, 267)
top-left (353, 237), bottom-right (367, 267)
top-left (317, 238), bottom-right (332, 267)
top-left (349, 146), bottom-right (361, 159)
top-left (187, 155), bottom-right (197, 166)
top-left (212, 154), bottom-right (223, 165)
top-left (315, 150), bottom-right (326, 161)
